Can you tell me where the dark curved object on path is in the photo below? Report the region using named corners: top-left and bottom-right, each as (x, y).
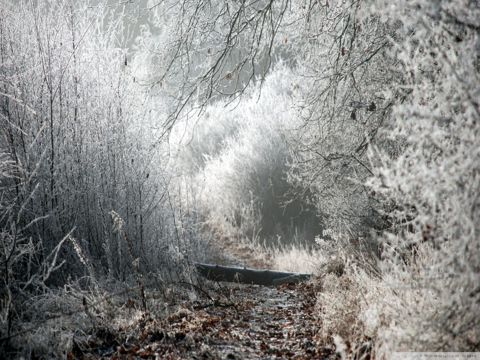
top-left (194, 263), bottom-right (311, 286)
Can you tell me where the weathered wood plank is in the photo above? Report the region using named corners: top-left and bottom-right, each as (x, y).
top-left (194, 263), bottom-right (311, 286)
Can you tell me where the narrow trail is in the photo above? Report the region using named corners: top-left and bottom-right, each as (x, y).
top-left (75, 235), bottom-right (329, 359)
top-left (157, 282), bottom-right (328, 359)
top-left (88, 282), bottom-right (330, 359)
top-left (149, 234), bottom-right (330, 359)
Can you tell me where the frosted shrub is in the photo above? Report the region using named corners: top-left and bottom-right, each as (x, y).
top-left (286, 1), bottom-right (397, 242)
top-left (0, 0), bottom-right (182, 280)
top-left (364, 0), bottom-right (480, 352)
top-left (317, 271), bottom-right (367, 352)
top-left (171, 65), bottom-right (322, 245)
top-left (0, 2), bottom-right (191, 355)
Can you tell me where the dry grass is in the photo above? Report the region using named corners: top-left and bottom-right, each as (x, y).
top-left (269, 246), bottom-right (322, 273)
top-left (3, 276), bottom-right (203, 359)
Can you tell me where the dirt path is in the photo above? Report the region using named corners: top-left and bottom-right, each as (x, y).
top-left (73, 235), bottom-right (329, 359)
top-left (162, 282), bottom-right (330, 359)
top-left (77, 281), bottom-right (332, 359)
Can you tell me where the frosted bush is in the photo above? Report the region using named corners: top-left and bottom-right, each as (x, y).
top-left (171, 65), bottom-right (322, 244)
top-left (285, 1), bottom-right (397, 241)
top-left (364, 0), bottom-right (480, 352)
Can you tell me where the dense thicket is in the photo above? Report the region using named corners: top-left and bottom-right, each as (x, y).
top-left (0, 1), bottom-right (202, 347)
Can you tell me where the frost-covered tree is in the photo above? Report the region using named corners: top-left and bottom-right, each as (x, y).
top-left (146, 0), bottom-right (397, 251)
top-left (0, 0), bottom-right (181, 345)
top-left (364, 0), bottom-right (480, 352)
top-left (145, 0), bottom-right (292, 124)
top-left (285, 2), bottom-right (398, 241)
